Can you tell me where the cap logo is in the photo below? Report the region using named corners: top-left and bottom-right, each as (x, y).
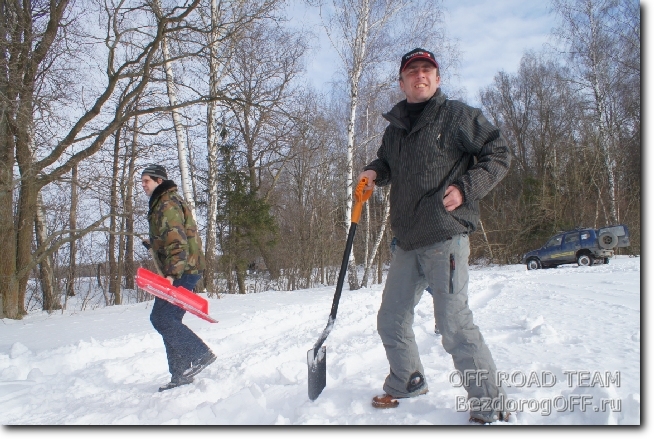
top-left (400, 48), bottom-right (439, 72)
top-left (405, 51), bottom-right (431, 61)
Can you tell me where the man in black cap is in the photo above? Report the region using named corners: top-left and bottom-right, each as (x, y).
top-left (141, 164), bottom-right (214, 391)
top-left (358, 48), bottom-right (512, 423)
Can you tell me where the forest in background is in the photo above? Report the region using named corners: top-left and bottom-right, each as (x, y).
top-left (0, 0), bottom-right (640, 318)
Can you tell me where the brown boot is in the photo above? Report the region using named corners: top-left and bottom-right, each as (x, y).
top-left (372, 394), bottom-right (400, 409)
top-left (371, 388), bottom-right (428, 409)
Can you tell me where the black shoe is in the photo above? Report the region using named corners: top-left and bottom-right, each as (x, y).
top-left (182, 351), bottom-right (216, 379)
top-left (158, 375), bottom-right (194, 392)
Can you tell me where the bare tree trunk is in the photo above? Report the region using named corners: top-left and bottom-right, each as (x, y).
top-left (235, 264), bottom-right (246, 295)
top-left (204, 114), bottom-right (219, 295)
top-left (344, 0), bottom-right (370, 291)
top-left (0, 15), bottom-right (17, 315)
top-left (66, 165), bottom-right (78, 297)
top-left (0, 90), bottom-right (18, 319)
top-left (361, 187), bottom-right (390, 287)
top-left (590, 174), bottom-right (609, 228)
top-left (35, 192), bottom-right (60, 311)
top-left (159, 23), bottom-right (196, 218)
top-left (15, 140), bottom-right (38, 317)
top-left (592, 93), bottom-right (618, 225)
top-left (587, 5), bottom-right (618, 225)
top-left (377, 246), bottom-right (383, 284)
top-left (115, 214), bottom-right (125, 305)
top-left (124, 117), bottom-right (137, 290)
top-left (479, 218), bottom-right (494, 262)
top-left (108, 130), bottom-right (121, 305)
top-left (203, 0), bottom-right (229, 296)
top-left (14, 101), bottom-right (40, 317)
top-left (362, 107), bottom-right (371, 277)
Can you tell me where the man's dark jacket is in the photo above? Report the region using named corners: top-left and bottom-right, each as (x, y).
top-left (364, 89), bottom-right (511, 251)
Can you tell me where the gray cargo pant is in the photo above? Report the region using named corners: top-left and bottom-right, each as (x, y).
top-left (377, 234), bottom-right (506, 406)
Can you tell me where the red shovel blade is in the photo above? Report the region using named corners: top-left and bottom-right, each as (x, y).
top-left (135, 267), bottom-right (218, 323)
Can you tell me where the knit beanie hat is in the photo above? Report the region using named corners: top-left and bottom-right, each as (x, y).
top-left (141, 164), bottom-right (168, 181)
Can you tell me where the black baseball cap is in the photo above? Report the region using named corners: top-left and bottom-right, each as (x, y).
top-left (141, 164), bottom-right (168, 181)
top-left (400, 48), bottom-right (439, 72)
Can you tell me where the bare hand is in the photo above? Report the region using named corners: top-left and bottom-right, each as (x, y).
top-left (166, 276), bottom-right (174, 285)
top-left (358, 170), bottom-right (377, 191)
top-left (443, 185), bottom-right (463, 212)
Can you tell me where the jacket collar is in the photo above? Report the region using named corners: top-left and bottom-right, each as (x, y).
top-left (148, 180), bottom-right (177, 214)
top-left (383, 88), bottom-right (447, 132)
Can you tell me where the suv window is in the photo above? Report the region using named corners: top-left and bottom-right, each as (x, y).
top-left (600, 225), bottom-right (626, 237)
top-left (564, 233), bottom-right (579, 244)
top-left (580, 231), bottom-right (590, 240)
top-left (546, 235), bottom-right (563, 248)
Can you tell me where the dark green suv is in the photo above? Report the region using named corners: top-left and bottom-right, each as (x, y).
top-left (521, 225), bottom-right (630, 270)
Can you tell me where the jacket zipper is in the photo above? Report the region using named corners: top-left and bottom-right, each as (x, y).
top-left (449, 254), bottom-right (455, 294)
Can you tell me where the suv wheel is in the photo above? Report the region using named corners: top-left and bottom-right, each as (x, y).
top-left (577, 254), bottom-right (594, 267)
top-left (526, 258), bottom-right (541, 270)
top-left (598, 232), bottom-right (618, 249)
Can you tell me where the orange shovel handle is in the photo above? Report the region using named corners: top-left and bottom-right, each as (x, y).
top-left (351, 177), bottom-right (373, 224)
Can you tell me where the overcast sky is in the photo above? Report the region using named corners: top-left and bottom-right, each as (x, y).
top-left (290, 0), bottom-right (559, 105)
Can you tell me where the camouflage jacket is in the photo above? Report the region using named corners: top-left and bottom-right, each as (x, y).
top-left (148, 180), bottom-right (206, 278)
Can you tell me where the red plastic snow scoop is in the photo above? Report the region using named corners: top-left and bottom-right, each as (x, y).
top-left (135, 267), bottom-right (218, 323)
top-left (307, 177), bottom-right (373, 401)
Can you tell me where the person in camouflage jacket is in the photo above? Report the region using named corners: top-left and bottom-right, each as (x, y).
top-left (141, 164), bottom-right (215, 392)
top-left (147, 178), bottom-right (206, 280)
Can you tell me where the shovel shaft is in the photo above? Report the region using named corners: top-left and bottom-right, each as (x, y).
top-left (307, 177), bottom-right (372, 400)
top-left (329, 222), bottom-right (357, 321)
top-left (326, 177), bottom-right (371, 324)
top-left (311, 222), bottom-right (357, 356)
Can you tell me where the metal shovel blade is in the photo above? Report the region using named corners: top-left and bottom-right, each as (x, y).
top-left (305, 177), bottom-right (372, 402)
top-left (307, 346), bottom-right (326, 401)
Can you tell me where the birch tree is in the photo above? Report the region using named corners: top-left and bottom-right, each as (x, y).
top-left (202, 0), bottom-right (281, 294)
top-left (360, 186), bottom-right (390, 287)
top-left (552, 0), bottom-right (638, 225)
top-left (151, 0), bottom-right (197, 218)
top-left (204, 0), bottom-right (226, 294)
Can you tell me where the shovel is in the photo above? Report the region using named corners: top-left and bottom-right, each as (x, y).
top-left (134, 247), bottom-right (218, 323)
top-left (135, 267), bottom-right (219, 323)
top-left (307, 177), bottom-right (373, 401)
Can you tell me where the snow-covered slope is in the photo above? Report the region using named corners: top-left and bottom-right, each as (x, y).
top-left (0, 257), bottom-right (640, 425)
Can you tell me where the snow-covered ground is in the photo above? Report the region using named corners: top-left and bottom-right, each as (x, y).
top-left (0, 257), bottom-right (640, 426)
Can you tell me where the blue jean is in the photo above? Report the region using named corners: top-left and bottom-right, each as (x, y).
top-left (150, 273), bottom-right (211, 377)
